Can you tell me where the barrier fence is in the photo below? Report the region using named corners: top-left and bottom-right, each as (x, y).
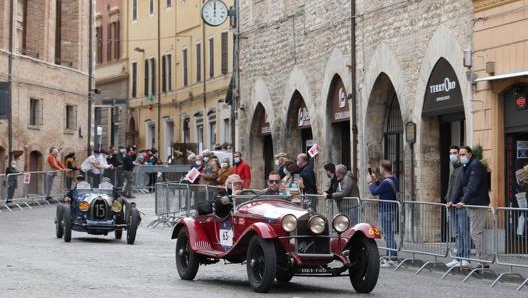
top-left (151, 182), bottom-right (528, 290)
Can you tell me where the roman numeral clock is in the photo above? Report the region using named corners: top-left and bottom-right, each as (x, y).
top-left (201, 0), bottom-right (229, 27)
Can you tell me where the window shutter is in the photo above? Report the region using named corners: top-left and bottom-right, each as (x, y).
top-left (162, 55), bottom-right (166, 93)
top-left (151, 58), bottom-right (156, 96)
top-left (107, 23), bottom-right (112, 62)
top-left (168, 54), bottom-right (172, 91)
top-left (221, 32), bottom-right (228, 75)
top-left (144, 59), bottom-right (149, 96)
top-left (209, 38), bottom-right (214, 78)
top-left (115, 21), bottom-right (120, 60)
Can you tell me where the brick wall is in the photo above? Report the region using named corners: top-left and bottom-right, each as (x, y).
top-left (60, 0), bottom-right (81, 68)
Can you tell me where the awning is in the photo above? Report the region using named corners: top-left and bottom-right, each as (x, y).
top-left (475, 70), bottom-right (528, 82)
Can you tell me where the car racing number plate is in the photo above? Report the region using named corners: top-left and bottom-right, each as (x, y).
top-left (219, 221), bottom-right (234, 250)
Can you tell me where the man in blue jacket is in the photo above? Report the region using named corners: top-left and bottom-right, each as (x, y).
top-left (452, 146), bottom-right (490, 269)
top-left (367, 160), bottom-right (399, 267)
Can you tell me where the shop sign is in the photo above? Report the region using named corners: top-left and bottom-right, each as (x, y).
top-left (422, 58), bottom-right (464, 117)
top-left (261, 111), bottom-right (271, 135)
top-left (331, 78), bottom-right (350, 123)
top-left (298, 105), bottom-right (311, 128)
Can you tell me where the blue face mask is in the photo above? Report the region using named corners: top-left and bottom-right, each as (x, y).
top-left (460, 156), bottom-right (469, 165)
top-left (449, 154), bottom-right (458, 163)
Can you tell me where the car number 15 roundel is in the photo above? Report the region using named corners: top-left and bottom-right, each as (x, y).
top-left (219, 221), bottom-right (234, 251)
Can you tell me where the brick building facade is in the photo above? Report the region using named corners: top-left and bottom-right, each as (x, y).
top-left (0, 0), bottom-right (90, 175)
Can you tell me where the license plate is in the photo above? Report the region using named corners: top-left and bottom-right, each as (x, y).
top-left (298, 267), bottom-right (327, 274)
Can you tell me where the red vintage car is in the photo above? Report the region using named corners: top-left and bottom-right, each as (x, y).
top-left (171, 193), bottom-right (381, 293)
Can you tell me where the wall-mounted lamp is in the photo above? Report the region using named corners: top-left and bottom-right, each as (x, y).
top-left (134, 47), bottom-right (145, 53)
top-left (463, 48), bottom-right (472, 68)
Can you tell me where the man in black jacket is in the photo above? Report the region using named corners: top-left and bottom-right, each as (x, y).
top-left (322, 162), bottom-right (338, 199)
top-left (452, 146), bottom-right (490, 268)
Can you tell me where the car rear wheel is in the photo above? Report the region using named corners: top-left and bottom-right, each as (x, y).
top-left (115, 229), bottom-right (123, 239)
top-left (55, 204), bottom-right (64, 238)
top-left (246, 235), bottom-right (276, 293)
top-left (127, 208), bottom-right (140, 244)
top-left (63, 205), bottom-right (72, 243)
top-left (175, 228), bottom-right (200, 280)
top-left (348, 236), bottom-right (380, 293)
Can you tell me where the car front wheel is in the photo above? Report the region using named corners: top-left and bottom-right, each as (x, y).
top-left (246, 235), bottom-right (277, 293)
top-left (348, 236), bottom-right (380, 293)
top-left (126, 208), bottom-right (140, 244)
top-left (175, 228), bottom-right (200, 280)
top-left (63, 204), bottom-right (72, 243)
top-left (55, 204), bottom-right (64, 238)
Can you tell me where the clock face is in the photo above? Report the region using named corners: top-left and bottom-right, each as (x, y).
top-left (201, 0), bottom-right (229, 27)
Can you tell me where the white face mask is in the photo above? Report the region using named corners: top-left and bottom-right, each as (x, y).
top-left (195, 160), bottom-right (202, 166)
top-left (221, 163), bottom-right (228, 169)
top-left (203, 157), bottom-right (210, 162)
top-left (275, 159), bottom-right (280, 166)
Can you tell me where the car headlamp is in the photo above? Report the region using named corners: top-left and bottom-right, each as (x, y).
top-left (309, 215), bottom-right (326, 234)
top-left (281, 214), bottom-right (297, 233)
top-left (111, 200), bottom-right (123, 213)
top-left (79, 201), bottom-right (90, 212)
top-left (332, 214), bottom-right (350, 233)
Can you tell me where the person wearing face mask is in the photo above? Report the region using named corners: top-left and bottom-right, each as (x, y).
top-left (274, 153), bottom-right (288, 179)
top-left (5, 160), bottom-right (21, 203)
top-left (451, 145), bottom-right (490, 270)
top-left (217, 157), bottom-right (233, 186)
top-left (200, 154), bottom-right (220, 185)
top-left (232, 151), bottom-right (251, 188)
top-left (445, 145), bottom-right (470, 268)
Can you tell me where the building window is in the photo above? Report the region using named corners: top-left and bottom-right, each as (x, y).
top-left (166, 0), bottom-right (172, 7)
top-left (223, 118), bottom-right (230, 143)
top-left (209, 38), bottom-right (214, 78)
top-left (196, 124), bottom-right (203, 145)
top-left (162, 54), bottom-right (172, 92)
top-left (131, 62), bottom-right (137, 98)
top-left (144, 58), bottom-right (156, 97)
top-left (96, 26), bottom-right (103, 64)
top-left (65, 104), bottom-right (77, 130)
top-left (107, 23), bottom-right (112, 61)
top-left (149, 0), bottom-right (154, 15)
top-left (146, 122), bottom-right (155, 148)
top-left (114, 21), bottom-right (120, 60)
top-left (183, 118), bottom-right (190, 143)
top-left (29, 98), bottom-right (43, 126)
top-left (196, 43), bottom-right (202, 82)
top-left (209, 120), bottom-right (216, 147)
top-left (221, 32), bottom-right (228, 75)
top-left (182, 49), bottom-right (188, 87)
top-left (132, 0), bottom-right (138, 21)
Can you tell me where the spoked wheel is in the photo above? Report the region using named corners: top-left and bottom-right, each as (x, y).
top-left (175, 228), bottom-right (199, 280)
top-left (55, 204), bottom-right (64, 238)
top-left (348, 236), bottom-right (380, 293)
top-left (126, 208), bottom-right (140, 244)
top-left (246, 235), bottom-right (276, 293)
top-left (63, 205), bottom-right (72, 243)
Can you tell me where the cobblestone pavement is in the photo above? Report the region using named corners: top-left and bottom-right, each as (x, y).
top-left (0, 193), bottom-right (527, 298)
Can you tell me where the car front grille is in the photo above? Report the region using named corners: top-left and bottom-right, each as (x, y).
top-left (296, 237), bottom-right (330, 255)
top-left (91, 199), bottom-right (109, 220)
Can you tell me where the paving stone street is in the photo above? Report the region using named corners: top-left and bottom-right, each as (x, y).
top-left (0, 193), bottom-right (526, 298)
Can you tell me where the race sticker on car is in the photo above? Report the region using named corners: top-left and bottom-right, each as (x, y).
top-left (219, 221), bottom-right (234, 250)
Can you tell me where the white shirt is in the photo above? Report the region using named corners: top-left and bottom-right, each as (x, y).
top-left (81, 155), bottom-right (100, 174)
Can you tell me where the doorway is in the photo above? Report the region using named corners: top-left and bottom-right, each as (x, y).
top-left (29, 150), bottom-right (43, 195)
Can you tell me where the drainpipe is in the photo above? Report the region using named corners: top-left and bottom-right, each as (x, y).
top-left (87, 0), bottom-right (94, 155)
top-left (350, 0), bottom-right (358, 179)
top-left (7, 0), bottom-right (14, 164)
top-left (157, 0), bottom-right (161, 152)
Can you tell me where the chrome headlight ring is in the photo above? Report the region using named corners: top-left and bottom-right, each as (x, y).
top-left (281, 214), bottom-right (297, 233)
top-left (309, 215), bottom-right (326, 234)
top-left (332, 214), bottom-right (350, 233)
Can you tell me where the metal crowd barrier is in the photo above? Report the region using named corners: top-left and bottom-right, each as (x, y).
top-left (1, 170), bottom-right (68, 211)
top-left (360, 198), bottom-right (403, 262)
top-left (492, 207), bottom-right (528, 290)
top-left (133, 165), bottom-right (190, 194)
top-left (397, 201), bottom-right (450, 274)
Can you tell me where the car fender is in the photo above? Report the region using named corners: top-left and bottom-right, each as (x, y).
top-left (239, 222), bottom-right (278, 240)
top-left (171, 218), bottom-right (211, 252)
top-left (331, 223), bottom-right (381, 253)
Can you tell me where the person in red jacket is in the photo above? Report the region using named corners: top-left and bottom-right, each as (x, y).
top-left (45, 147), bottom-right (66, 200)
top-left (232, 151), bottom-right (251, 189)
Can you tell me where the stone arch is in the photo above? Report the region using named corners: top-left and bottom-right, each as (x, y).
top-left (280, 66), bottom-right (318, 156)
top-left (0, 145), bottom-right (5, 173)
top-left (414, 25), bottom-right (470, 203)
top-left (248, 102), bottom-right (274, 188)
top-left (319, 48), bottom-right (351, 164)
